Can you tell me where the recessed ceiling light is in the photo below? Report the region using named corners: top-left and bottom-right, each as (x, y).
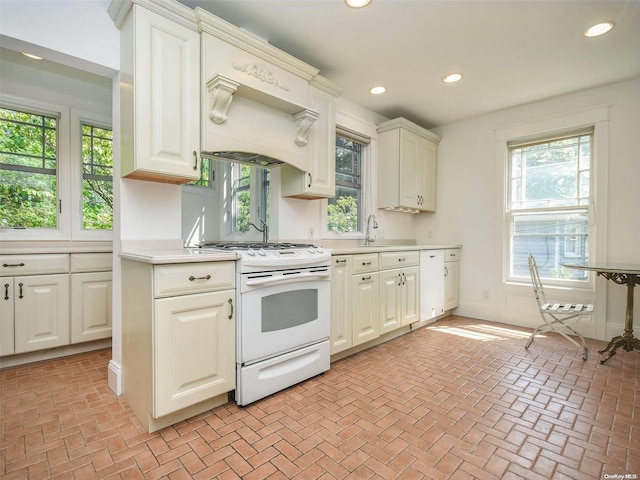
top-left (21, 52), bottom-right (43, 60)
top-left (442, 72), bottom-right (463, 84)
top-left (584, 22), bottom-right (614, 37)
top-left (370, 86), bottom-right (386, 95)
top-left (345, 0), bottom-right (371, 8)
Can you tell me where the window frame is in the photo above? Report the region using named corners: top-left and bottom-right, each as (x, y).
top-left (497, 105), bottom-right (609, 292)
top-left (0, 95), bottom-right (71, 241)
top-left (220, 161), bottom-right (269, 242)
top-left (71, 110), bottom-right (113, 241)
top-left (0, 95), bottom-right (113, 242)
top-left (507, 130), bottom-right (593, 286)
top-left (323, 126), bottom-right (372, 239)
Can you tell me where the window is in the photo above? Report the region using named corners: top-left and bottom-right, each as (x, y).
top-left (1, 97), bottom-right (113, 240)
top-left (81, 123), bottom-right (113, 230)
top-left (507, 129), bottom-right (593, 283)
top-left (327, 135), bottom-right (363, 233)
top-left (190, 156), bottom-right (214, 188)
top-left (0, 107), bottom-right (59, 229)
top-left (226, 162), bottom-right (269, 236)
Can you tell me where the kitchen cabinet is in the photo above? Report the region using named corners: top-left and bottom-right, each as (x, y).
top-left (444, 249), bottom-right (460, 311)
top-left (121, 258), bottom-right (235, 432)
top-left (281, 81), bottom-right (339, 199)
top-left (351, 253), bottom-right (380, 346)
top-left (1, 254), bottom-right (70, 355)
top-left (70, 253), bottom-right (113, 344)
top-left (379, 251), bottom-right (420, 333)
top-left (330, 255), bottom-right (352, 354)
top-left (419, 250), bottom-right (445, 322)
top-left (377, 117), bottom-right (441, 212)
top-left (115, 2), bottom-right (201, 184)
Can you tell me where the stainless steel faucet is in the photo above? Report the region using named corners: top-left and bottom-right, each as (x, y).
top-left (364, 214), bottom-right (378, 245)
top-left (249, 219), bottom-right (269, 243)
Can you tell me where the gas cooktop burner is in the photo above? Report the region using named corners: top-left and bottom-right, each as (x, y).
top-left (199, 242), bottom-right (315, 251)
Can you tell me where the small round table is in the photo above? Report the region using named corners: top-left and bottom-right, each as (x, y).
top-left (563, 263), bottom-right (640, 364)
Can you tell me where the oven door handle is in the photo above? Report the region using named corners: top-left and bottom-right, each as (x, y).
top-left (245, 271), bottom-right (330, 287)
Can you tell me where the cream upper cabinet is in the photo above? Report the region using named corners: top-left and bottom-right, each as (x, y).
top-left (116, 2), bottom-right (201, 184)
top-left (377, 117), bottom-right (441, 213)
top-left (281, 81), bottom-right (339, 199)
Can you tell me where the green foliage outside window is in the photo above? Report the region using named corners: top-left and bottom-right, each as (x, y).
top-left (0, 108), bottom-right (58, 228)
top-left (81, 124), bottom-right (113, 230)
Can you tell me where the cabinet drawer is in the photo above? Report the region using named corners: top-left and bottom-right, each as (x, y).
top-left (154, 261), bottom-right (235, 298)
top-left (379, 251), bottom-right (419, 269)
top-left (70, 253), bottom-right (112, 273)
top-left (352, 253), bottom-right (379, 274)
top-left (445, 249), bottom-right (460, 262)
top-left (0, 254), bottom-right (69, 276)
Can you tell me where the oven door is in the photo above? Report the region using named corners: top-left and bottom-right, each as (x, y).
top-left (239, 275), bottom-right (330, 365)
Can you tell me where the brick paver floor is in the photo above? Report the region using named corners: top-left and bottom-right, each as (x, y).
top-left (1, 315), bottom-right (639, 479)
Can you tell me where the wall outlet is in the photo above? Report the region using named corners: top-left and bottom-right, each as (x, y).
top-left (428, 230), bottom-right (433, 239)
top-left (482, 289), bottom-right (491, 301)
top-left (308, 227), bottom-right (314, 239)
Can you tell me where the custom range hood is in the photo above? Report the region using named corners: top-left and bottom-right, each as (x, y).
top-left (198, 9), bottom-right (324, 172)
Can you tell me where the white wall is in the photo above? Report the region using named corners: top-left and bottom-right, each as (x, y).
top-left (0, 0), bottom-right (118, 76)
top-left (420, 78), bottom-right (640, 339)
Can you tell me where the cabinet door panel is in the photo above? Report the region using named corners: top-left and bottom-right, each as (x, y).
top-left (330, 257), bottom-right (352, 354)
top-left (401, 267), bottom-right (420, 325)
top-left (0, 278), bottom-right (15, 356)
top-left (398, 129), bottom-right (420, 209)
top-left (71, 272), bottom-right (112, 343)
top-left (128, 6), bottom-right (200, 181)
top-left (444, 260), bottom-right (460, 311)
top-left (379, 269), bottom-right (401, 334)
top-left (154, 290), bottom-right (235, 417)
top-left (352, 273), bottom-right (379, 346)
top-left (14, 274), bottom-right (69, 353)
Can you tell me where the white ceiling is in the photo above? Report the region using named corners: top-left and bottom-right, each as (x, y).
top-left (179, 0), bottom-right (640, 129)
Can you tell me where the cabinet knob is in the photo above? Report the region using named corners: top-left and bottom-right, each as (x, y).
top-left (192, 151), bottom-right (198, 171)
top-left (228, 298), bottom-right (234, 320)
top-left (2, 263), bottom-right (25, 267)
top-left (18, 282), bottom-right (24, 299)
top-left (362, 275), bottom-right (372, 281)
top-left (335, 259), bottom-right (347, 264)
top-left (4, 283), bottom-right (8, 301)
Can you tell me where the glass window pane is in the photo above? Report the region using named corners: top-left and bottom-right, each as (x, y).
top-left (511, 210), bottom-right (588, 280)
top-left (329, 135), bottom-right (363, 233)
top-left (81, 123), bottom-right (113, 230)
top-left (0, 107), bottom-right (59, 230)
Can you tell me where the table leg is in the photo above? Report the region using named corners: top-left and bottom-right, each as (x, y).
top-left (599, 274), bottom-right (640, 364)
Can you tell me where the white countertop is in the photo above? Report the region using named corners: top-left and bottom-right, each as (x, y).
top-left (119, 248), bottom-right (237, 264)
top-left (328, 244), bottom-right (462, 255)
top-left (0, 241), bottom-right (113, 254)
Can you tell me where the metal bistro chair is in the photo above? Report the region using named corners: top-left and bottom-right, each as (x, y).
top-left (526, 254), bottom-right (593, 360)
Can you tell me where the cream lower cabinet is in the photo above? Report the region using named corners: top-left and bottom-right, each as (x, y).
top-left (379, 251), bottom-right (420, 333)
top-left (70, 253), bottom-right (113, 344)
top-left (155, 290), bottom-right (235, 417)
top-left (444, 249), bottom-right (460, 311)
top-left (13, 274), bottom-right (70, 354)
top-left (330, 256), bottom-right (353, 354)
top-left (1, 254), bottom-right (70, 355)
top-left (351, 253), bottom-right (380, 347)
top-left (121, 259), bottom-right (235, 432)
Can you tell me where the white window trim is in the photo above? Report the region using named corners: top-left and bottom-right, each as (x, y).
top-left (322, 115), bottom-right (378, 240)
top-left (496, 105), bottom-right (609, 292)
top-left (71, 110), bottom-right (113, 241)
top-left (219, 162), bottom-right (267, 242)
top-left (0, 94), bottom-right (71, 241)
top-left (0, 95), bottom-right (114, 242)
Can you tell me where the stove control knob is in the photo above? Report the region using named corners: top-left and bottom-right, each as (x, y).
top-left (247, 248), bottom-right (255, 256)
top-left (316, 246), bottom-right (324, 253)
top-left (308, 246), bottom-right (316, 254)
top-left (258, 248), bottom-right (266, 256)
